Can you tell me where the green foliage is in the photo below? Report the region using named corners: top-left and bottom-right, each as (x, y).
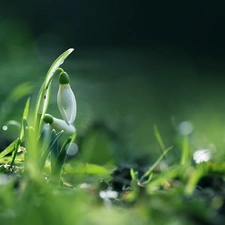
top-left (139, 146), bottom-right (172, 185)
top-left (154, 125), bottom-right (166, 153)
top-left (1, 49), bottom-right (225, 225)
top-left (0, 138), bottom-right (20, 159)
top-left (0, 49), bottom-right (76, 182)
top-left (64, 163), bottom-right (110, 175)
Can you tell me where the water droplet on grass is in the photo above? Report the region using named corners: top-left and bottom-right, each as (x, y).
top-left (178, 121), bottom-right (193, 136)
top-left (2, 125), bottom-right (8, 131)
top-left (66, 143), bottom-right (78, 156)
top-left (2, 120), bottom-right (21, 132)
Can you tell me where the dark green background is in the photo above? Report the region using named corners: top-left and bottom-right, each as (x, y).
top-left (1, 0), bottom-right (225, 57)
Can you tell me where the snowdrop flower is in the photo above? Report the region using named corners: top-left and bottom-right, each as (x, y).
top-left (43, 114), bottom-right (76, 134)
top-left (57, 72), bottom-right (76, 125)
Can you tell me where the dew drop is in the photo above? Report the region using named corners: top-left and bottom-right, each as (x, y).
top-left (178, 121), bottom-right (193, 136)
top-left (2, 125), bottom-right (8, 131)
top-left (66, 143), bottom-right (78, 156)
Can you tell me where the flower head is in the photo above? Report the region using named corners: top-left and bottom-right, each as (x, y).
top-left (57, 72), bottom-right (76, 125)
top-left (43, 114), bottom-right (76, 134)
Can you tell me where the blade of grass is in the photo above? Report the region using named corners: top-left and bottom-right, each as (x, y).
top-left (39, 129), bottom-right (64, 171)
top-left (140, 173), bottom-right (153, 186)
top-left (130, 168), bottom-right (138, 182)
top-left (146, 165), bottom-right (186, 193)
top-left (154, 125), bottom-right (166, 153)
top-left (19, 98), bottom-right (30, 140)
top-left (50, 130), bottom-right (59, 172)
top-left (11, 98), bottom-right (30, 167)
top-left (139, 146), bottom-right (172, 184)
top-left (184, 166), bottom-right (204, 195)
top-left (180, 135), bottom-right (190, 165)
top-left (57, 137), bottom-right (72, 167)
top-left (52, 137), bottom-right (72, 181)
top-left (0, 138), bottom-right (20, 159)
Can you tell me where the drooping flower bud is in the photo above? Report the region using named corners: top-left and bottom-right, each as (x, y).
top-left (43, 114), bottom-right (76, 134)
top-left (57, 72), bottom-right (77, 125)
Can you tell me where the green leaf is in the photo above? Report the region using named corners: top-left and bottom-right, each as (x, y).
top-left (146, 165), bottom-right (185, 193)
top-left (130, 168), bottom-right (138, 182)
top-left (154, 125), bottom-right (166, 153)
top-left (10, 137), bottom-right (21, 167)
top-left (64, 163), bottom-right (110, 175)
top-left (181, 135), bottom-right (190, 165)
top-left (39, 123), bottom-right (52, 157)
top-left (39, 129), bottom-right (64, 171)
top-left (141, 173), bottom-right (153, 185)
top-left (50, 130), bottom-right (59, 171)
top-left (0, 138), bottom-right (20, 159)
top-left (0, 156), bottom-right (24, 165)
top-left (57, 138), bottom-right (72, 165)
top-left (1, 82), bottom-right (33, 123)
top-left (139, 146), bottom-right (172, 184)
top-left (20, 98), bottom-right (30, 140)
top-left (35, 48), bottom-right (74, 118)
top-left (45, 48), bottom-right (74, 87)
top-left (203, 161), bottom-right (225, 174)
top-left (8, 82), bottom-right (33, 102)
top-left (51, 137), bottom-right (72, 178)
top-left (185, 166), bottom-right (204, 195)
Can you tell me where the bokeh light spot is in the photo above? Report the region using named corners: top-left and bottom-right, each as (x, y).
top-left (66, 143), bottom-right (78, 156)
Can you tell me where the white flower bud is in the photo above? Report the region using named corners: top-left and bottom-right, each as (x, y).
top-left (43, 114), bottom-right (76, 134)
top-left (57, 72), bottom-right (76, 125)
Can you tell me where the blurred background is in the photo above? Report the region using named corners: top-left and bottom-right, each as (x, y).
top-left (1, 0), bottom-right (225, 163)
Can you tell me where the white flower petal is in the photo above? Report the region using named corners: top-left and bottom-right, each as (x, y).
top-left (57, 84), bottom-right (76, 125)
top-left (52, 117), bottom-right (76, 134)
